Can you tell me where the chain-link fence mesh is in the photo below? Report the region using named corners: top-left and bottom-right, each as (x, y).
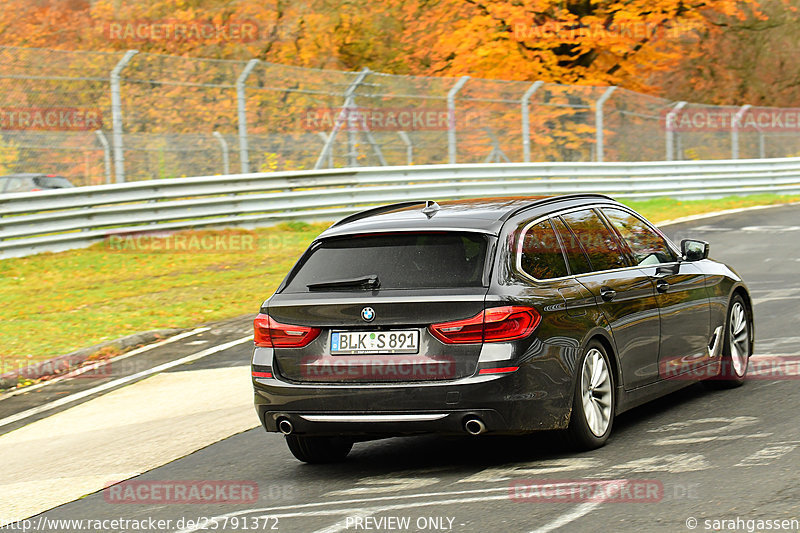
top-left (3, 45), bottom-right (800, 186)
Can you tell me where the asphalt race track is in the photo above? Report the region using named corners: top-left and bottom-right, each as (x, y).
top-left (3, 204), bottom-right (800, 533)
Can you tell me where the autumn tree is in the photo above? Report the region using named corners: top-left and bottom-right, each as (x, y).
top-left (0, 0), bottom-right (767, 95)
top-left (392, 0), bottom-right (757, 93)
top-left (654, 0), bottom-right (800, 106)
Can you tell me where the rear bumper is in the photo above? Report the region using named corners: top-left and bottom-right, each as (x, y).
top-left (253, 362), bottom-right (574, 436)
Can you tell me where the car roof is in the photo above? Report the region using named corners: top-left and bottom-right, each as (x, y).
top-left (0, 173), bottom-right (49, 179)
top-left (319, 194), bottom-right (617, 238)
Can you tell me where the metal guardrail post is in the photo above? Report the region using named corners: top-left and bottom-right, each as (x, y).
top-left (237, 59), bottom-right (259, 174)
top-left (665, 101), bottom-right (687, 161)
top-left (213, 132), bottom-right (230, 175)
top-left (94, 130), bottom-right (112, 184)
top-left (595, 86), bottom-right (617, 162)
top-left (521, 81), bottom-right (544, 162)
top-left (398, 132), bottom-right (413, 165)
top-left (110, 50), bottom-right (138, 183)
top-left (314, 68), bottom-right (371, 169)
top-left (732, 104), bottom-right (752, 159)
top-left (447, 76), bottom-right (470, 164)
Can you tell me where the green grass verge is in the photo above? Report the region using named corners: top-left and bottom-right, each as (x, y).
top-left (1, 194), bottom-right (797, 364)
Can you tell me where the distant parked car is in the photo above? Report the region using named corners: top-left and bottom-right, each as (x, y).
top-left (0, 173), bottom-right (74, 193)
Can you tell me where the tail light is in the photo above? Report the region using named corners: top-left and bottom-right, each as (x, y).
top-left (429, 306), bottom-right (540, 344)
top-left (253, 313), bottom-right (320, 348)
top-left (479, 366), bottom-right (519, 375)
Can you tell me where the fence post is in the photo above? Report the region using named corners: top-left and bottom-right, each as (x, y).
top-left (110, 49), bottom-right (138, 183)
top-left (398, 131), bottom-right (413, 165)
top-left (237, 59), bottom-right (259, 174)
top-left (521, 81), bottom-right (544, 162)
top-left (314, 68), bottom-right (371, 169)
top-left (447, 76), bottom-right (470, 164)
top-left (213, 132), bottom-right (230, 174)
top-left (732, 104), bottom-right (751, 159)
top-left (595, 86), bottom-right (617, 162)
top-left (94, 130), bottom-right (112, 184)
top-left (665, 101), bottom-right (687, 161)
top-left (316, 133), bottom-right (334, 167)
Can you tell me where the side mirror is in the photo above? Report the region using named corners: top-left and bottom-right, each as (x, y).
top-left (681, 239), bottom-right (709, 261)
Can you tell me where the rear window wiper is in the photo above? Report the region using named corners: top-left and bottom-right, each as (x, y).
top-left (307, 275), bottom-right (380, 291)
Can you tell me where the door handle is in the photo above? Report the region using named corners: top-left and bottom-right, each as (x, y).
top-left (656, 279), bottom-right (669, 293)
top-left (600, 287), bottom-right (616, 302)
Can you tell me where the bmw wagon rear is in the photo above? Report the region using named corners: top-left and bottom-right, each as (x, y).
top-left (251, 196), bottom-right (753, 462)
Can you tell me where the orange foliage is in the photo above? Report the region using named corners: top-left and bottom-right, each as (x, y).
top-left (0, 0), bottom-right (761, 94)
top-left (394, 0), bottom-right (758, 93)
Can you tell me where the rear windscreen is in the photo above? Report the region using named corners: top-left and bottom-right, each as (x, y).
top-left (283, 232), bottom-right (490, 292)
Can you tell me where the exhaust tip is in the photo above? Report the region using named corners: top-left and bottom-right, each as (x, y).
top-left (278, 418), bottom-right (294, 435)
top-left (464, 417), bottom-right (486, 435)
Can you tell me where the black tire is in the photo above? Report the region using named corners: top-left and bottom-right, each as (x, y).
top-left (563, 341), bottom-right (616, 451)
top-left (285, 435), bottom-right (353, 464)
top-left (705, 294), bottom-right (751, 389)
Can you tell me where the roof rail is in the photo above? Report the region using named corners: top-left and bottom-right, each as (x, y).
top-left (330, 201), bottom-right (428, 227)
top-left (500, 193), bottom-right (615, 221)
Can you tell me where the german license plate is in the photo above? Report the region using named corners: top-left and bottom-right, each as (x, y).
top-left (331, 330), bottom-right (419, 354)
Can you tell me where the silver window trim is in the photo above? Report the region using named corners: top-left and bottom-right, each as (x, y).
top-left (515, 203), bottom-right (682, 284)
top-left (599, 205), bottom-right (681, 262)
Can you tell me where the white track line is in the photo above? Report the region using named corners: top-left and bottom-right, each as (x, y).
top-left (0, 327), bottom-right (211, 401)
top-left (528, 501), bottom-right (602, 533)
top-left (174, 481), bottom-right (627, 533)
top-left (656, 201), bottom-right (800, 227)
top-left (177, 495), bottom-right (511, 533)
top-left (0, 335), bottom-right (251, 429)
top-left (174, 485), bottom-right (526, 533)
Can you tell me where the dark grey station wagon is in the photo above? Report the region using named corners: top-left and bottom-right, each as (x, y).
top-left (252, 195), bottom-right (754, 463)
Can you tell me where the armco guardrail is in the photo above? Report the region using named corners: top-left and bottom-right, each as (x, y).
top-left (2, 158), bottom-right (800, 259)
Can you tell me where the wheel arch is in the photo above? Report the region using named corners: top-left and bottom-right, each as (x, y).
top-left (730, 284), bottom-right (755, 353)
top-left (579, 327), bottom-right (620, 391)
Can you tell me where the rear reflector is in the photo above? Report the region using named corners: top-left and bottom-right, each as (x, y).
top-left (429, 306), bottom-right (540, 344)
top-left (254, 313), bottom-right (321, 348)
top-left (251, 371), bottom-right (273, 378)
top-left (478, 366), bottom-right (519, 375)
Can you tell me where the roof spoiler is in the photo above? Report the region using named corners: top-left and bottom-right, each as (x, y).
top-left (331, 201), bottom-right (428, 227)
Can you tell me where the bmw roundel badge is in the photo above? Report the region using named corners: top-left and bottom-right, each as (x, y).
top-left (361, 307), bottom-right (375, 322)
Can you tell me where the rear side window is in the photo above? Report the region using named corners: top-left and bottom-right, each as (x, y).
top-left (283, 232), bottom-right (489, 292)
top-left (3, 177), bottom-right (27, 193)
top-left (561, 209), bottom-right (627, 272)
top-left (552, 216), bottom-right (592, 275)
top-left (519, 220), bottom-right (568, 280)
top-left (601, 208), bottom-right (676, 266)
